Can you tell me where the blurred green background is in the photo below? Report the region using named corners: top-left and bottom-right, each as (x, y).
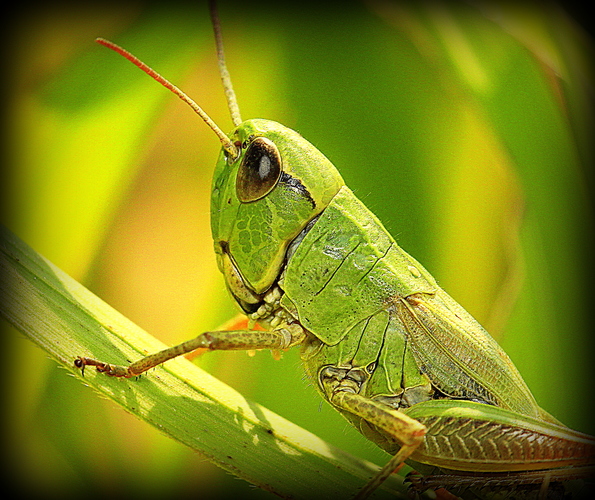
top-left (3, 0), bottom-right (593, 497)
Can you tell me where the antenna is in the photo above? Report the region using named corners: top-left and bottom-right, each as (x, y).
top-left (209, 0), bottom-right (242, 127)
top-left (95, 37), bottom-right (239, 159)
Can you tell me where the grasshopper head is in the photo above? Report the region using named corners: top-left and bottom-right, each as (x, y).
top-left (211, 119), bottom-right (344, 311)
top-left (95, 11), bottom-right (344, 315)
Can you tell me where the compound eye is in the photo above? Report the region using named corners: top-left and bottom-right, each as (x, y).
top-left (236, 137), bottom-right (282, 202)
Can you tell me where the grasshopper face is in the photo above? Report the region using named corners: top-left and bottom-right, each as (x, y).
top-left (210, 118), bottom-right (344, 310)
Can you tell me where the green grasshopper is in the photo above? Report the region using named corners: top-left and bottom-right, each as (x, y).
top-left (76, 3), bottom-right (595, 498)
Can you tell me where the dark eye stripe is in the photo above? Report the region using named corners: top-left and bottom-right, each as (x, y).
top-left (279, 172), bottom-right (316, 210)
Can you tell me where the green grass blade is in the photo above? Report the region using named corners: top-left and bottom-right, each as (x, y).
top-left (0, 224), bottom-right (405, 499)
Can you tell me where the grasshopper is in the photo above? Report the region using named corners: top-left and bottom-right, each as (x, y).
top-left (76, 2), bottom-right (595, 498)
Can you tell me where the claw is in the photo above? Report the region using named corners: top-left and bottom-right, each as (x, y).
top-left (73, 356), bottom-right (129, 377)
top-left (74, 356), bottom-right (86, 376)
